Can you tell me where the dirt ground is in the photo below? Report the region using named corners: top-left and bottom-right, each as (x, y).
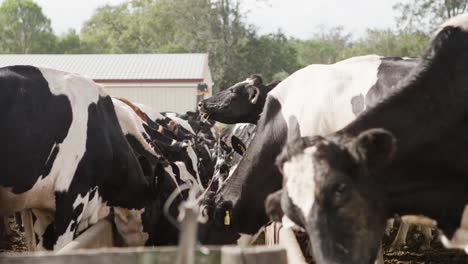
top-left (381, 225), bottom-right (468, 264)
top-left (295, 224), bottom-right (468, 264)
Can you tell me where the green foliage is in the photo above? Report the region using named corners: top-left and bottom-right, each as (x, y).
top-left (0, 0), bottom-right (445, 90)
top-left (78, 0), bottom-right (299, 91)
top-left (290, 26), bottom-right (352, 66)
top-left (342, 29), bottom-right (429, 58)
top-left (224, 32), bottom-right (299, 87)
top-left (56, 29), bottom-right (94, 54)
top-left (0, 0), bottom-right (56, 53)
top-left (394, 0), bottom-right (468, 33)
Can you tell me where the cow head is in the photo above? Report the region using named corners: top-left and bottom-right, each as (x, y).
top-left (271, 129), bottom-right (395, 264)
top-left (198, 75), bottom-right (279, 124)
top-left (212, 136), bottom-right (247, 191)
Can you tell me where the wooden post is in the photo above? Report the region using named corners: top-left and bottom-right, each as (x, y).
top-left (278, 227), bottom-right (307, 264)
top-left (176, 187), bottom-right (200, 264)
top-left (264, 222), bottom-right (281, 246)
top-left (221, 245), bottom-right (287, 264)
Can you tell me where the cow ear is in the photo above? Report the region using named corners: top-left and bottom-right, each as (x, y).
top-left (265, 190), bottom-right (284, 222)
top-left (231, 136), bottom-right (246, 155)
top-left (248, 86), bottom-right (260, 104)
top-left (250, 74), bottom-right (263, 86)
top-left (352, 128), bottom-right (396, 170)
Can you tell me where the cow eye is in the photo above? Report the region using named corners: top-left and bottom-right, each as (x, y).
top-left (332, 183), bottom-right (347, 206)
top-left (229, 88), bottom-right (235, 93)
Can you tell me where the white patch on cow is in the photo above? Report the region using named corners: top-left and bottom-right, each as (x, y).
top-left (245, 77), bottom-right (255, 85)
top-left (54, 220), bottom-right (76, 250)
top-left (269, 55), bottom-right (382, 137)
top-left (176, 161), bottom-right (198, 186)
top-left (282, 215), bottom-right (296, 229)
top-left (55, 189), bottom-right (109, 250)
top-left (163, 162), bottom-right (197, 194)
top-left (71, 188), bottom-right (109, 234)
top-left (134, 102), bottom-right (165, 121)
top-left (230, 78), bottom-right (254, 89)
top-left (170, 116), bottom-right (195, 134)
top-left (112, 98), bottom-right (159, 157)
top-left (434, 13), bottom-right (468, 37)
top-left (186, 144), bottom-right (203, 188)
top-left (39, 68), bottom-right (106, 193)
top-left (283, 146), bottom-right (317, 219)
top-left (441, 205), bottom-right (468, 253)
top-left (237, 234), bottom-right (253, 246)
top-left (113, 207), bottom-right (148, 246)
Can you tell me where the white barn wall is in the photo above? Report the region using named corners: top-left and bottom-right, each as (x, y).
top-left (102, 82), bottom-right (198, 114)
top-left (203, 64), bottom-right (214, 98)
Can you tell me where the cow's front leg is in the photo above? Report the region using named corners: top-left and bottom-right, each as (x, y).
top-left (31, 209), bottom-right (54, 250)
top-left (53, 192), bottom-right (84, 250)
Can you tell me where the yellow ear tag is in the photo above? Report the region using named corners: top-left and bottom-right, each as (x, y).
top-left (238, 144), bottom-right (245, 154)
top-left (224, 210), bottom-right (231, 226)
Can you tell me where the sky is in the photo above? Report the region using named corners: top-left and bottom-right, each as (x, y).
top-left (3, 0), bottom-right (402, 39)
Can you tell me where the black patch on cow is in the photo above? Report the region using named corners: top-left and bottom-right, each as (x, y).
top-left (42, 222), bottom-right (56, 250)
top-left (125, 134), bottom-right (157, 186)
top-left (365, 57), bottom-right (418, 109)
top-left (169, 163), bottom-right (182, 183)
top-left (0, 66), bottom-right (72, 194)
top-left (54, 191), bottom-right (85, 247)
top-left (199, 77), bottom-right (280, 124)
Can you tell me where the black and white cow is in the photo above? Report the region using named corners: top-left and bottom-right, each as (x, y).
top-left (270, 14), bottom-right (468, 264)
top-left (126, 102), bottom-right (216, 189)
top-left (200, 55), bottom-right (419, 244)
top-left (111, 98), bottom-right (202, 246)
top-left (161, 111), bottom-right (218, 144)
top-left (198, 75), bottom-right (281, 124)
top-left (0, 66), bottom-right (156, 250)
top-left (212, 123), bottom-right (256, 191)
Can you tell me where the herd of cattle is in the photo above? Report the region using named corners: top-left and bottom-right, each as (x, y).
top-left (1, 12), bottom-right (468, 264)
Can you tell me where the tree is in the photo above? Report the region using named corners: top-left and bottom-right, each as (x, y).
top-left (291, 26), bottom-right (352, 66)
top-left (0, 0), bottom-right (56, 53)
top-left (342, 29), bottom-right (429, 58)
top-left (80, 0), bottom-right (257, 90)
top-left (80, 3), bottom-right (132, 53)
top-left (56, 29), bottom-right (94, 54)
top-left (394, 0), bottom-right (468, 33)
top-left (224, 32), bottom-right (299, 88)
top-left (292, 39), bottom-right (340, 66)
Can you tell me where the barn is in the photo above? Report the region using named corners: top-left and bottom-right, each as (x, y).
top-left (0, 53), bottom-right (213, 113)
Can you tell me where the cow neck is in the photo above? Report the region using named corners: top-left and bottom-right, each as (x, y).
top-left (339, 28), bottom-right (468, 159)
top-left (337, 27), bottom-right (468, 234)
top-left (216, 96), bottom-right (287, 234)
